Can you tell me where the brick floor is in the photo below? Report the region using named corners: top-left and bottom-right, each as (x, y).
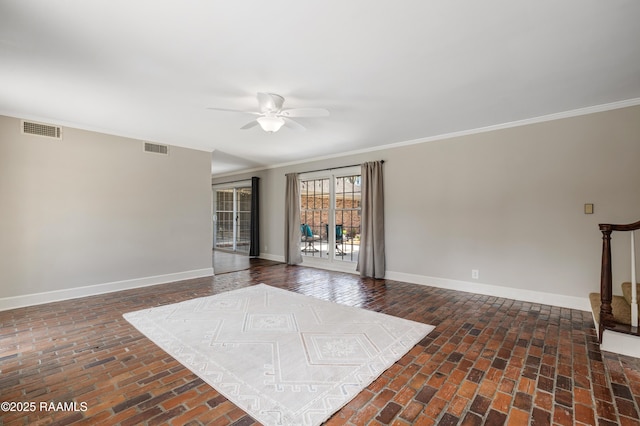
top-left (1, 262), bottom-right (639, 425)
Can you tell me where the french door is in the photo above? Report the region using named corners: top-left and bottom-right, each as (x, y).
top-left (299, 167), bottom-right (361, 263)
top-left (213, 186), bottom-right (251, 253)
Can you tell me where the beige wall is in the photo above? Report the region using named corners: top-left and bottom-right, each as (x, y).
top-left (0, 115), bottom-right (213, 300)
top-left (216, 105), bottom-right (640, 302)
top-left (383, 106), bottom-right (639, 298)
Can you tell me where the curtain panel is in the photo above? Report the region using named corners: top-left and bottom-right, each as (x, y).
top-left (284, 173), bottom-right (303, 265)
top-left (249, 176), bottom-right (260, 257)
top-left (357, 161), bottom-right (385, 278)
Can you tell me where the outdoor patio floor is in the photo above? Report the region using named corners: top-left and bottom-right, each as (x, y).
top-left (301, 239), bottom-right (360, 263)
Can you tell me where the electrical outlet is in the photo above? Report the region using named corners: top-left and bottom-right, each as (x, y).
top-left (264, 245), bottom-right (268, 251)
top-left (472, 269), bottom-right (479, 280)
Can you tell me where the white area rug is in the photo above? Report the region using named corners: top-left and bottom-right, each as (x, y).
top-left (123, 284), bottom-right (434, 426)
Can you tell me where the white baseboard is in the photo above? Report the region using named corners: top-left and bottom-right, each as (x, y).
top-left (258, 253), bottom-right (285, 263)
top-left (385, 270), bottom-right (591, 312)
top-left (0, 268), bottom-right (214, 312)
top-left (261, 259), bottom-right (590, 311)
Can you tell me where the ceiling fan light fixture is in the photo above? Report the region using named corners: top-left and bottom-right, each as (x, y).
top-left (257, 116), bottom-right (285, 133)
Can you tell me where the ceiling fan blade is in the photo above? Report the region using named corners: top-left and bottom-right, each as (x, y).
top-left (240, 120), bottom-right (259, 130)
top-left (279, 108), bottom-right (330, 118)
top-left (282, 117), bottom-right (306, 131)
top-left (257, 92), bottom-right (284, 113)
top-left (207, 107), bottom-right (260, 115)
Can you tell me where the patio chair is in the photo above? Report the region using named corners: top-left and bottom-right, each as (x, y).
top-left (301, 224), bottom-right (321, 252)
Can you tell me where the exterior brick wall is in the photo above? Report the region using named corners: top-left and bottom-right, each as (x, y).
top-left (300, 196), bottom-right (361, 238)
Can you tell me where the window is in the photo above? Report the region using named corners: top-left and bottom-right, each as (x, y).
top-left (300, 168), bottom-right (361, 263)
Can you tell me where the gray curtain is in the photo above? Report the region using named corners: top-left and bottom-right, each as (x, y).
top-left (284, 173), bottom-right (303, 265)
top-left (249, 177), bottom-right (260, 257)
top-left (357, 161), bottom-right (385, 278)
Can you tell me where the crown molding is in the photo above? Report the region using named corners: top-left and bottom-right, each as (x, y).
top-left (212, 97), bottom-right (640, 179)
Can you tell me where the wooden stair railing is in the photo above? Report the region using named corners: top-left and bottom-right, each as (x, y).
top-left (598, 219), bottom-right (640, 342)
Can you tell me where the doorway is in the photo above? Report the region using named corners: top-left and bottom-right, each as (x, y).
top-left (213, 186), bottom-right (251, 253)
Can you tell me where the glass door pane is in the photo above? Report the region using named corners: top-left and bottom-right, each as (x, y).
top-left (214, 189), bottom-right (235, 250)
top-left (235, 187), bottom-right (251, 253)
top-left (214, 186), bottom-right (251, 253)
top-left (300, 178), bottom-right (330, 258)
top-left (334, 175), bottom-right (361, 262)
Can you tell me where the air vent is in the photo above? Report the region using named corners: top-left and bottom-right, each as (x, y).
top-left (21, 120), bottom-right (62, 139)
top-left (144, 142), bottom-right (169, 155)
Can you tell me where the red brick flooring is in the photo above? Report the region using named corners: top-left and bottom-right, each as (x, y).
top-left (1, 262), bottom-right (639, 425)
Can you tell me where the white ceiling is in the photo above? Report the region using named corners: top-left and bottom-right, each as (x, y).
top-left (1, 1), bottom-right (639, 176)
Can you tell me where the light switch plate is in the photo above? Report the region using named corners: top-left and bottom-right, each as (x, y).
top-left (584, 203), bottom-right (594, 214)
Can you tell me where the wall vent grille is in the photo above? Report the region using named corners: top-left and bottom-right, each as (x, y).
top-left (22, 120), bottom-right (62, 139)
top-left (144, 142), bottom-right (169, 155)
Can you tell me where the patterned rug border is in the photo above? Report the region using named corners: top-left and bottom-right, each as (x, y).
top-left (123, 283), bottom-right (434, 426)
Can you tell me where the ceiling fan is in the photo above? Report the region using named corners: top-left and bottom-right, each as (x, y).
top-left (207, 92), bottom-right (329, 133)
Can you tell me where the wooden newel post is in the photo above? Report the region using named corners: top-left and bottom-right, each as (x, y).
top-left (599, 225), bottom-right (614, 342)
